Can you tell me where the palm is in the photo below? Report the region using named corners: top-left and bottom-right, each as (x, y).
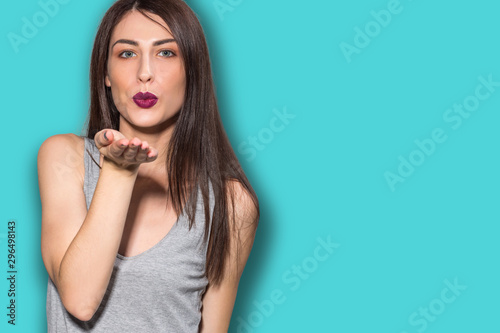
top-left (93, 129), bottom-right (158, 168)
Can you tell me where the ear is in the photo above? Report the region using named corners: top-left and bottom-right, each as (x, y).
top-left (105, 75), bottom-right (111, 87)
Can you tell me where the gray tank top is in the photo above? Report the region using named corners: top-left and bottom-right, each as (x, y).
top-left (46, 136), bottom-right (214, 332)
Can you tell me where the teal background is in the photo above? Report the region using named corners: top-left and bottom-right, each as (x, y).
top-left (1, 0), bottom-right (499, 332)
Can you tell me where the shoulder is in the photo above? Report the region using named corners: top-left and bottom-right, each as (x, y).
top-left (37, 134), bottom-right (85, 184)
top-left (38, 133), bottom-right (85, 165)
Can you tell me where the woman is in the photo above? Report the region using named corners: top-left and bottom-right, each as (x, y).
top-left (37, 0), bottom-right (259, 331)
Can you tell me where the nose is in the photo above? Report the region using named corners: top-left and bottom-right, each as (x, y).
top-left (138, 55), bottom-right (154, 83)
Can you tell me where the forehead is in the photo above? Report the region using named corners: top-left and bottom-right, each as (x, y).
top-left (110, 10), bottom-right (174, 43)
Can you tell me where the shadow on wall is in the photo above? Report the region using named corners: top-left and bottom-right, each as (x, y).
top-left (229, 181), bottom-right (275, 332)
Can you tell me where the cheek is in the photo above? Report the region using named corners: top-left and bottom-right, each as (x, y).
top-left (159, 67), bottom-right (186, 95)
top-left (108, 60), bottom-right (130, 85)
top-left (172, 77), bottom-right (186, 104)
top-left (175, 74), bottom-right (186, 94)
top-left (172, 66), bottom-right (186, 93)
top-left (108, 76), bottom-right (130, 110)
top-left (109, 86), bottom-right (125, 111)
top-left (108, 70), bottom-right (131, 98)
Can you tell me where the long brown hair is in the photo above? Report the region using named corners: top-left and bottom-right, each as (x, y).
top-left (85, 0), bottom-right (259, 286)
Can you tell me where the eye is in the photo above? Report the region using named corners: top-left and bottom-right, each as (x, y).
top-left (118, 51), bottom-right (136, 58)
top-left (158, 50), bottom-right (175, 57)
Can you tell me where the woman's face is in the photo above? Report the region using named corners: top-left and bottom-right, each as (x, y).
top-left (105, 10), bottom-right (186, 130)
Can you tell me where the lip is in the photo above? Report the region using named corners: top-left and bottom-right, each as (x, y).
top-left (133, 92), bottom-right (158, 109)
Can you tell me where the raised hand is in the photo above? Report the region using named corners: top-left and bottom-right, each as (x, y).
top-left (94, 129), bottom-right (158, 170)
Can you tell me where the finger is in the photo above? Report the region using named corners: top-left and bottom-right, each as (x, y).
top-left (135, 141), bottom-right (149, 162)
top-left (145, 148), bottom-right (158, 162)
top-left (123, 138), bottom-right (141, 160)
top-left (94, 130), bottom-right (114, 149)
top-left (108, 139), bottom-right (129, 158)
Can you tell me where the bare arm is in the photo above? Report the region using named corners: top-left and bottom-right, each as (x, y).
top-left (39, 131), bottom-right (157, 321)
top-left (199, 180), bottom-right (259, 332)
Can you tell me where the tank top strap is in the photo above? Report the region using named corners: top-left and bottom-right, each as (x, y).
top-left (83, 136), bottom-right (101, 210)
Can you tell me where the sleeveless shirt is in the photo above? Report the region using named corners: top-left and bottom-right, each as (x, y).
top-left (46, 136), bottom-right (214, 332)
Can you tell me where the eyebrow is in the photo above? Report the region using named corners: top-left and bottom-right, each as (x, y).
top-left (111, 38), bottom-right (176, 49)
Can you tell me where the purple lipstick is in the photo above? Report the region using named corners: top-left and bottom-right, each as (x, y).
top-left (133, 91), bottom-right (158, 108)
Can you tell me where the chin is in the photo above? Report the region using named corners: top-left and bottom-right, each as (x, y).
top-left (125, 114), bottom-right (177, 131)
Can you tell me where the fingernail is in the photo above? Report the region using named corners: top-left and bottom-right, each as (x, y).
top-left (104, 131), bottom-right (108, 141)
